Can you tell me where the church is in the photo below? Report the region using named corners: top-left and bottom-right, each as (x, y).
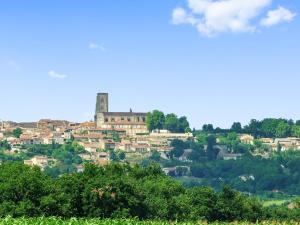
top-left (94, 93), bottom-right (148, 136)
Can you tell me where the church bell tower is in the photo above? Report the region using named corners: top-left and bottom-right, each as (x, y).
top-left (95, 92), bottom-right (109, 121)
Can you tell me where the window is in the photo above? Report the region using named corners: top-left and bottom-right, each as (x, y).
top-left (111, 117), bottom-right (115, 122)
top-left (121, 117), bottom-right (125, 121)
top-left (105, 118), bottom-right (108, 122)
top-left (142, 117), bottom-right (146, 122)
top-left (127, 117), bottom-right (131, 122)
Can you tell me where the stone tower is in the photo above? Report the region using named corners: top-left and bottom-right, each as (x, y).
top-left (95, 93), bottom-right (109, 121)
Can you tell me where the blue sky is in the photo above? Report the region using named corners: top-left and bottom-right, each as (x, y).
top-left (0, 0), bottom-right (299, 129)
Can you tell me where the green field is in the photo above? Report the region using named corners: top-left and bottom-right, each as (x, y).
top-left (0, 218), bottom-right (299, 225)
top-left (263, 199), bottom-right (290, 207)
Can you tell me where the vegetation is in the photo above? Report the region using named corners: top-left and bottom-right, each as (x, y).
top-left (146, 110), bottom-right (190, 133)
top-left (0, 162), bottom-right (300, 222)
top-left (200, 118), bottom-right (300, 138)
top-left (0, 141), bottom-right (87, 177)
top-left (12, 128), bottom-right (22, 138)
top-left (1, 217), bottom-right (300, 225)
top-left (0, 140), bottom-right (11, 151)
top-left (165, 137), bottom-right (300, 195)
top-left (0, 162), bottom-right (257, 221)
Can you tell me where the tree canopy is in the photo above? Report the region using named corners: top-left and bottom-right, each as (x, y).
top-left (146, 110), bottom-right (190, 133)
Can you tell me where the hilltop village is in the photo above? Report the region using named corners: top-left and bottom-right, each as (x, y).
top-left (0, 93), bottom-right (192, 172)
top-left (2, 93), bottom-right (300, 196)
top-left (1, 93), bottom-right (300, 170)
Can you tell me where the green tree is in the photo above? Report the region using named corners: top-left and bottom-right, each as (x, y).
top-left (0, 140), bottom-right (11, 150)
top-left (206, 135), bottom-right (218, 160)
top-left (118, 152), bottom-right (126, 161)
top-left (186, 187), bottom-right (217, 221)
top-left (146, 110), bottom-right (165, 131)
top-left (231, 122), bottom-right (242, 133)
top-left (261, 118), bottom-right (288, 138)
top-left (244, 119), bottom-right (261, 138)
top-left (276, 121), bottom-right (291, 138)
top-left (109, 150), bottom-right (119, 162)
top-left (112, 132), bottom-right (121, 142)
top-left (187, 149), bottom-right (205, 162)
top-left (253, 139), bottom-right (262, 149)
top-left (169, 139), bottom-right (189, 158)
top-left (0, 163), bottom-right (51, 217)
top-left (178, 116), bottom-right (190, 133)
top-left (149, 151), bottom-right (161, 161)
top-left (12, 128), bottom-right (22, 138)
top-left (196, 133), bottom-right (208, 145)
top-left (202, 124), bottom-right (214, 133)
top-left (164, 113), bottom-right (179, 132)
top-left (277, 143), bottom-right (282, 152)
top-left (292, 126), bottom-right (300, 138)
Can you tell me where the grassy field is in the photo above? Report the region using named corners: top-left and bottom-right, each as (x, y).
top-left (0, 217), bottom-right (299, 225)
top-left (263, 199), bottom-right (290, 207)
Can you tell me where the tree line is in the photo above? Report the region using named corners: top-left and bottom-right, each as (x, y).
top-left (146, 110), bottom-right (191, 133)
top-left (201, 118), bottom-right (300, 138)
top-left (0, 162), bottom-right (299, 222)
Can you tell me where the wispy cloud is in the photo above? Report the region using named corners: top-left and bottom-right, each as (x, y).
top-left (89, 42), bottom-right (105, 51)
top-left (171, 0), bottom-right (296, 36)
top-left (48, 70), bottom-right (67, 79)
top-left (261, 6), bottom-right (296, 27)
top-left (7, 60), bottom-right (20, 71)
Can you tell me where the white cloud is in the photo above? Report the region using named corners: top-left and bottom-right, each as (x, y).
top-left (172, 0), bottom-right (296, 36)
top-left (89, 42), bottom-right (105, 51)
top-left (172, 7), bottom-right (198, 25)
top-left (48, 70), bottom-right (67, 79)
top-left (260, 6), bottom-right (296, 27)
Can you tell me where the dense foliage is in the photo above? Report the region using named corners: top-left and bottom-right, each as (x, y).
top-left (0, 162), bottom-right (299, 222)
top-left (12, 128), bottom-right (23, 138)
top-left (164, 136), bottom-right (300, 196)
top-left (0, 140), bottom-right (11, 151)
top-left (146, 110), bottom-right (191, 133)
top-left (0, 162), bottom-right (271, 221)
top-left (0, 142), bottom-right (86, 176)
top-left (201, 118), bottom-right (300, 138)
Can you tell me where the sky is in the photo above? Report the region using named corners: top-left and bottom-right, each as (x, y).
top-left (0, 0), bottom-right (299, 129)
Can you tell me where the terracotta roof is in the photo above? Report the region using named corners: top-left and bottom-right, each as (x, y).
top-left (102, 112), bottom-right (147, 116)
top-left (88, 128), bottom-right (126, 132)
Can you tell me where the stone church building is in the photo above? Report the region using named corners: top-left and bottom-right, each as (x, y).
top-left (94, 93), bottom-right (148, 135)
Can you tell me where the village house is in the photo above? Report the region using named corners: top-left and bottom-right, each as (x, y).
top-left (6, 137), bottom-right (20, 146)
top-left (24, 156), bottom-right (55, 170)
top-left (162, 166), bottom-right (190, 176)
top-left (37, 119), bottom-right (69, 131)
top-left (99, 139), bottom-right (117, 150)
top-left (78, 142), bottom-right (101, 152)
top-left (87, 128), bottom-right (126, 138)
top-left (273, 138), bottom-right (300, 151)
top-left (118, 139), bottom-right (132, 151)
top-left (20, 134), bottom-right (43, 146)
top-left (42, 133), bottom-right (64, 145)
top-left (78, 153), bottom-right (92, 161)
top-left (146, 130), bottom-right (193, 152)
top-left (217, 148), bottom-right (242, 160)
top-left (259, 138), bottom-right (274, 144)
top-left (130, 143), bottom-right (150, 153)
top-left (239, 134), bottom-right (254, 144)
top-left (93, 151), bottom-right (109, 166)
